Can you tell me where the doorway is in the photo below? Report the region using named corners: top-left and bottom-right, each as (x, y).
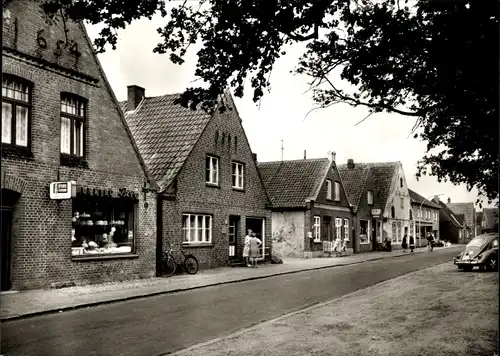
top-left (371, 218), bottom-right (377, 251)
top-left (1, 188), bottom-right (19, 292)
top-left (323, 216), bottom-right (332, 241)
top-left (228, 215), bottom-right (240, 260)
top-left (246, 217), bottom-right (265, 260)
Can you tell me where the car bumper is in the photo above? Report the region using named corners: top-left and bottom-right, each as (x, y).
top-left (454, 259), bottom-right (486, 267)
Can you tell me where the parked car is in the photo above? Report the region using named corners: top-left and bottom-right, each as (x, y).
top-left (434, 240), bottom-right (444, 248)
top-left (453, 233), bottom-right (499, 272)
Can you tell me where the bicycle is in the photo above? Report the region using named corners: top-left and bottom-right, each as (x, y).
top-left (162, 248), bottom-right (199, 277)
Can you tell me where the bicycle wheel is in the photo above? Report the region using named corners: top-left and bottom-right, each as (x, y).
top-left (183, 255), bottom-right (199, 275)
top-left (162, 257), bottom-right (176, 277)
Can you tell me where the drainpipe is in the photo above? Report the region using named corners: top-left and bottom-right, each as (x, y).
top-left (156, 195), bottom-right (163, 277)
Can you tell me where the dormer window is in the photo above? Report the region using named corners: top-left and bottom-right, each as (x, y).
top-left (367, 190), bottom-right (373, 205)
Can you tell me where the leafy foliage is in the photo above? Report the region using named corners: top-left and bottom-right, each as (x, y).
top-left (19, 0), bottom-right (499, 204)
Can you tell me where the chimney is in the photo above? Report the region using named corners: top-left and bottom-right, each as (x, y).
top-left (304, 150), bottom-right (306, 159)
top-left (332, 151), bottom-right (336, 162)
top-left (127, 85), bottom-right (145, 111)
top-left (347, 159), bottom-right (355, 169)
top-left (252, 153), bottom-right (257, 161)
top-left (447, 197), bottom-right (451, 204)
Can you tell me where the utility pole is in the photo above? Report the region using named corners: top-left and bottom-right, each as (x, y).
top-left (281, 139), bottom-right (284, 162)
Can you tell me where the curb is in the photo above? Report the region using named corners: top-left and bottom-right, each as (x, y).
top-left (167, 259), bottom-right (454, 356)
top-left (0, 247), bottom-right (460, 323)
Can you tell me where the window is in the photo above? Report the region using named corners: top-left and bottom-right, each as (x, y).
top-left (71, 197), bottom-right (136, 256)
top-left (206, 156), bottom-right (219, 185)
top-left (400, 177), bottom-right (403, 188)
top-left (326, 180), bottom-right (332, 200)
top-left (313, 216), bottom-right (321, 241)
top-left (409, 209), bottom-right (413, 220)
top-left (334, 181), bottom-right (340, 201)
top-left (183, 214), bottom-right (212, 243)
top-left (392, 222), bottom-right (397, 242)
top-left (400, 197), bottom-right (404, 209)
top-left (335, 218), bottom-right (342, 240)
top-left (391, 206), bottom-right (395, 218)
top-left (343, 218), bottom-right (349, 241)
top-left (2, 75), bottom-right (31, 148)
top-left (232, 162), bottom-right (244, 189)
top-left (360, 220), bottom-right (369, 244)
top-left (367, 190), bottom-right (373, 205)
top-left (397, 222), bottom-right (402, 242)
top-left (417, 208), bottom-right (421, 218)
top-left (60, 94), bottom-right (86, 157)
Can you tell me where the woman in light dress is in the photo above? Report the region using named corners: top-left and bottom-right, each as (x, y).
top-left (243, 229), bottom-right (252, 267)
top-left (249, 232), bottom-right (262, 268)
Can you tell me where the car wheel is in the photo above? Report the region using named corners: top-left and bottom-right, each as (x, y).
top-left (462, 265), bottom-right (473, 272)
top-left (487, 258), bottom-right (498, 272)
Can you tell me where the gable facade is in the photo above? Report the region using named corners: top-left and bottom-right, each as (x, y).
top-left (1, 0), bottom-right (158, 291)
top-left (409, 189), bottom-right (441, 247)
top-left (125, 90), bottom-right (272, 269)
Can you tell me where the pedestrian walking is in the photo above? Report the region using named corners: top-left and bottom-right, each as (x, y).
top-left (409, 235), bottom-right (415, 253)
top-left (243, 229), bottom-right (252, 267)
top-left (427, 232), bottom-right (435, 252)
top-left (402, 234), bottom-right (408, 252)
top-left (249, 232), bottom-right (262, 268)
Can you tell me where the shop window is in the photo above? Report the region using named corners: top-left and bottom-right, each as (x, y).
top-left (392, 222), bottom-right (397, 242)
top-left (183, 214), bottom-right (212, 243)
top-left (2, 74), bottom-right (32, 150)
top-left (359, 219), bottom-right (370, 244)
top-left (71, 197), bottom-right (136, 256)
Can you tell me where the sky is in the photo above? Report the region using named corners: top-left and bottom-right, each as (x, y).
top-left (84, 9), bottom-right (494, 210)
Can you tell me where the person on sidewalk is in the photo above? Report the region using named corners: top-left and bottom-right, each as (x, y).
top-left (249, 232), bottom-right (262, 268)
top-left (409, 235), bottom-right (415, 253)
top-left (402, 234), bottom-right (408, 252)
top-left (244, 229), bottom-right (252, 267)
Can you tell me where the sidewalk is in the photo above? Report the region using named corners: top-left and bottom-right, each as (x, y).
top-left (0, 245), bottom-right (461, 322)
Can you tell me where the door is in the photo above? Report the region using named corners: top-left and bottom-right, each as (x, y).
top-left (246, 217), bottom-right (265, 260)
top-left (371, 219), bottom-right (377, 251)
top-left (323, 216), bottom-right (332, 241)
top-left (1, 209), bottom-right (13, 291)
top-left (228, 216), bottom-right (239, 260)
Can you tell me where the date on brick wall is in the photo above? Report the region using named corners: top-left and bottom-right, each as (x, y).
top-left (36, 28), bottom-right (81, 57)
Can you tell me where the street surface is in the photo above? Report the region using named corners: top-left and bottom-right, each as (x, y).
top-left (1, 248), bottom-right (460, 356)
top-left (172, 261), bottom-right (498, 356)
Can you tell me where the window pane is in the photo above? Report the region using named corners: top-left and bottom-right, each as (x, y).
top-left (16, 105), bottom-right (28, 147)
top-left (197, 216), bottom-right (203, 242)
top-left (205, 216), bottom-right (211, 242)
top-left (183, 215), bottom-right (190, 242)
top-left (212, 158), bottom-right (218, 183)
top-left (74, 121), bottom-right (84, 156)
top-left (2, 102), bottom-right (12, 144)
top-left (60, 117), bottom-right (71, 153)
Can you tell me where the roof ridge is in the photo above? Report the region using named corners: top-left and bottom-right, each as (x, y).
top-left (258, 158), bottom-right (329, 164)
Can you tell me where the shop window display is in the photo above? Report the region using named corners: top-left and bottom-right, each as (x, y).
top-left (71, 197), bottom-right (135, 256)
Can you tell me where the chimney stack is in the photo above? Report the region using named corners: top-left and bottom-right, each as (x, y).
top-left (332, 151), bottom-right (336, 162)
top-left (347, 159), bottom-right (355, 169)
top-left (252, 153), bottom-right (257, 161)
top-left (447, 197), bottom-right (451, 204)
top-left (304, 150), bottom-right (306, 159)
top-left (127, 85), bottom-right (145, 111)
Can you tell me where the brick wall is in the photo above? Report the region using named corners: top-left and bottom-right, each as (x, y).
top-left (161, 94), bottom-right (272, 269)
top-left (2, 0), bottom-right (157, 290)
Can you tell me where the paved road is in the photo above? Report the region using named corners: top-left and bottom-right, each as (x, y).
top-left (1, 249), bottom-right (460, 356)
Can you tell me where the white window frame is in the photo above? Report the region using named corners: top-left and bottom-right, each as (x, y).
top-left (417, 208), bottom-right (421, 218)
top-left (2, 75), bottom-right (31, 148)
top-left (182, 214), bottom-right (212, 244)
top-left (367, 190), bottom-right (373, 205)
top-left (232, 162), bottom-right (244, 189)
top-left (335, 217), bottom-right (342, 240)
top-left (334, 181), bottom-right (340, 201)
top-left (343, 218), bottom-right (350, 241)
top-left (313, 216), bottom-right (321, 242)
top-left (326, 179), bottom-right (332, 200)
top-left (60, 94), bottom-right (86, 157)
top-left (206, 156), bottom-right (219, 185)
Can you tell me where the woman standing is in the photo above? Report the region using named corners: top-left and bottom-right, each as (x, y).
top-left (409, 235), bottom-right (415, 253)
top-left (402, 234), bottom-right (408, 252)
top-left (243, 229), bottom-right (252, 267)
top-left (249, 232), bottom-right (262, 268)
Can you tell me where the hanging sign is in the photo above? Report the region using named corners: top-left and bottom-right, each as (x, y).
top-left (49, 181), bottom-right (77, 200)
top-left (371, 209), bottom-right (382, 217)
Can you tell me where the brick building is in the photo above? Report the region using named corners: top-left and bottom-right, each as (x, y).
top-left (339, 160), bottom-right (412, 251)
top-left (1, 0), bottom-right (158, 291)
top-left (446, 198), bottom-right (477, 241)
top-left (258, 155), bottom-right (353, 258)
top-left (432, 198), bottom-right (467, 244)
top-left (121, 87), bottom-right (272, 270)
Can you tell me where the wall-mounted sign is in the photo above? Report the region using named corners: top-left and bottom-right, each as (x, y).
top-left (371, 209), bottom-right (382, 217)
top-left (307, 231), bottom-right (313, 239)
top-left (49, 181), bottom-right (76, 200)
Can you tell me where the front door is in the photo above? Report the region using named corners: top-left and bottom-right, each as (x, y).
top-left (1, 209), bottom-right (13, 291)
top-left (228, 216), bottom-right (239, 260)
